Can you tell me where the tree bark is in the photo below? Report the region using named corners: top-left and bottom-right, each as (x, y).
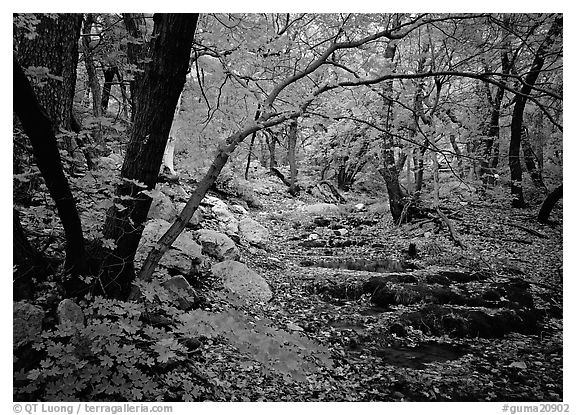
top-left (13, 209), bottom-right (52, 300)
top-left (123, 13), bottom-right (146, 121)
top-left (537, 184), bottom-right (562, 223)
top-left (15, 13), bottom-right (83, 133)
top-left (481, 15), bottom-right (512, 187)
top-left (522, 129), bottom-right (547, 190)
top-left (101, 66), bottom-right (116, 112)
top-left (98, 14), bottom-right (198, 300)
top-left (509, 15), bottom-right (562, 208)
top-left (244, 107), bottom-right (261, 180)
top-left (13, 57), bottom-right (87, 292)
top-left (287, 118), bottom-right (299, 195)
top-left (266, 131), bottom-right (277, 171)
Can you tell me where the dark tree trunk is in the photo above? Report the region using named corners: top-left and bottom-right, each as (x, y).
top-left (101, 66), bottom-right (117, 112)
top-left (13, 57), bottom-right (87, 293)
top-left (81, 14), bottom-right (104, 158)
top-left (537, 184), bottom-right (562, 223)
top-left (413, 143), bottom-right (428, 193)
top-left (123, 13), bottom-right (146, 121)
top-left (509, 15), bottom-right (562, 208)
top-left (522, 130), bottom-right (547, 190)
top-left (82, 14), bottom-right (102, 119)
top-left (13, 209), bottom-right (53, 300)
top-left (15, 13), bottom-right (82, 133)
top-left (98, 14), bottom-right (198, 300)
top-left (266, 131), bottom-right (277, 171)
top-left (481, 16), bottom-right (511, 187)
top-left (378, 38), bottom-right (405, 222)
top-left (244, 107), bottom-right (261, 180)
top-left (287, 118), bottom-right (300, 195)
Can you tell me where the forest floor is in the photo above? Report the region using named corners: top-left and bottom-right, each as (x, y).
top-left (197, 178), bottom-right (563, 401)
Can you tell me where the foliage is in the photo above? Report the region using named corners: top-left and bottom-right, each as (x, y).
top-left (14, 277), bottom-right (335, 401)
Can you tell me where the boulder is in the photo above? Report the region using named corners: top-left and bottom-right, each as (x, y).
top-left (211, 260), bottom-right (272, 303)
top-left (197, 229), bottom-right (240, 261)
top-left (147, 191), bottom-right (177, 222)
top-left (14, 302), bottom-right (44, 348)
top-left (57, 299), bottom-right (85, 326)
top-left (230, 204), bottom-right (248, 215)
top-left (239, 218), bottom-right (269, 247)
top-left (136, 219), bottom-right (204, 275)
top-left (300, 203), bottom-right (341, 216)
top-left (161, 275), bottom-right (197, 310)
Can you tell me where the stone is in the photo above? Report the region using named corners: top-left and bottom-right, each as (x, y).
top-left (147, 191), bottom-right (177, 222)
top-left (212, 203), bottom-right (236, 223)
top-left (197, 229), bottom-right (240, 261)
top-left (211, 260), bottom-right (272, 303)
top-left (14, 302), bottom-right (44, 349)
top-left (300, 203), bottom-right (341, 216)
top-left (161, 275), bottom-right (197, 310)
top-left (333, 228), bottom-right (348, 236)
top-left (239, 218), bottom-right (269, 247)
top-left (136, 219), bottom-right (204, 274)
top-left (230, 204), bottom-right (248, 215)
top-left (57, 299), bottom-right (85, 326)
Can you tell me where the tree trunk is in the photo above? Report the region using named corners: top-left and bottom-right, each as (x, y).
top-left (101, 66), bottom-right (117, 112)
top-left (81, 13), bottom-right (104, 154)
top-left (98, 14), bottom-right (198, 300)
top-left (15, 13), bottom-right (83, 133)
top-left (287, 118), bottom-right (299, 195)
top-left (537, 184), bottom-right (562, 223)
top-left (481, 16), bottom-right (511, 187)
top-left (13, 209), bottom-right (52, 300)
top-left (449, 135), bottom-right (464, 177)
top-left (509, 15), bottom-right (562, 208)
top-left (522, 129), bottom-right (547, 190)
top-left (13, 57), bottom-right (87, 293)
top-left (266, 131), bottom-right (277, 171)
top-left (123, 13), bottom-right (146, 121)
top-left (244, 107), bottom-right (261, 180)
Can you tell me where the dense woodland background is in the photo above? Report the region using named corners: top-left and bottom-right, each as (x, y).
top-left (13, 13), bottom-right (563, 402)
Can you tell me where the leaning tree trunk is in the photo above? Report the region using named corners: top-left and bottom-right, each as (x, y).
top-left (98, 14), bottom-right (198, 300)
top-left (537, 184), bottom-right (562, 223)
top-left (509, 15), bottom-right (562, 208)
top-left (13, 57), bottom-right (87, 294)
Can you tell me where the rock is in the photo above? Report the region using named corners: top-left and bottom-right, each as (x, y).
top-left (239, 218), bottom-right (269, 247)
top-left (230, 204), bottom-right (248, 215)
top-left (211, 260), bottom-right (272, 303)
top-left (57, 299), bottom-right (85, 326)
top-left (333, 228), bottom-right (348, 236)
top-left (197, 229), bottom-right (240, 261)
top-left (136, 219), bottom-right (204, 275)
top-left (354, 203), bottom-right (366, 211)
top-left (14, 302), bottom-right (44, 348)
top-left (161, 275), bottom-right (197, 310)
top-left (212, 203), bottom-right (236, 224)
top-left (147, 191), bottom-right (177, 222)
top-left (300, 203), bottom-right (341, 216)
